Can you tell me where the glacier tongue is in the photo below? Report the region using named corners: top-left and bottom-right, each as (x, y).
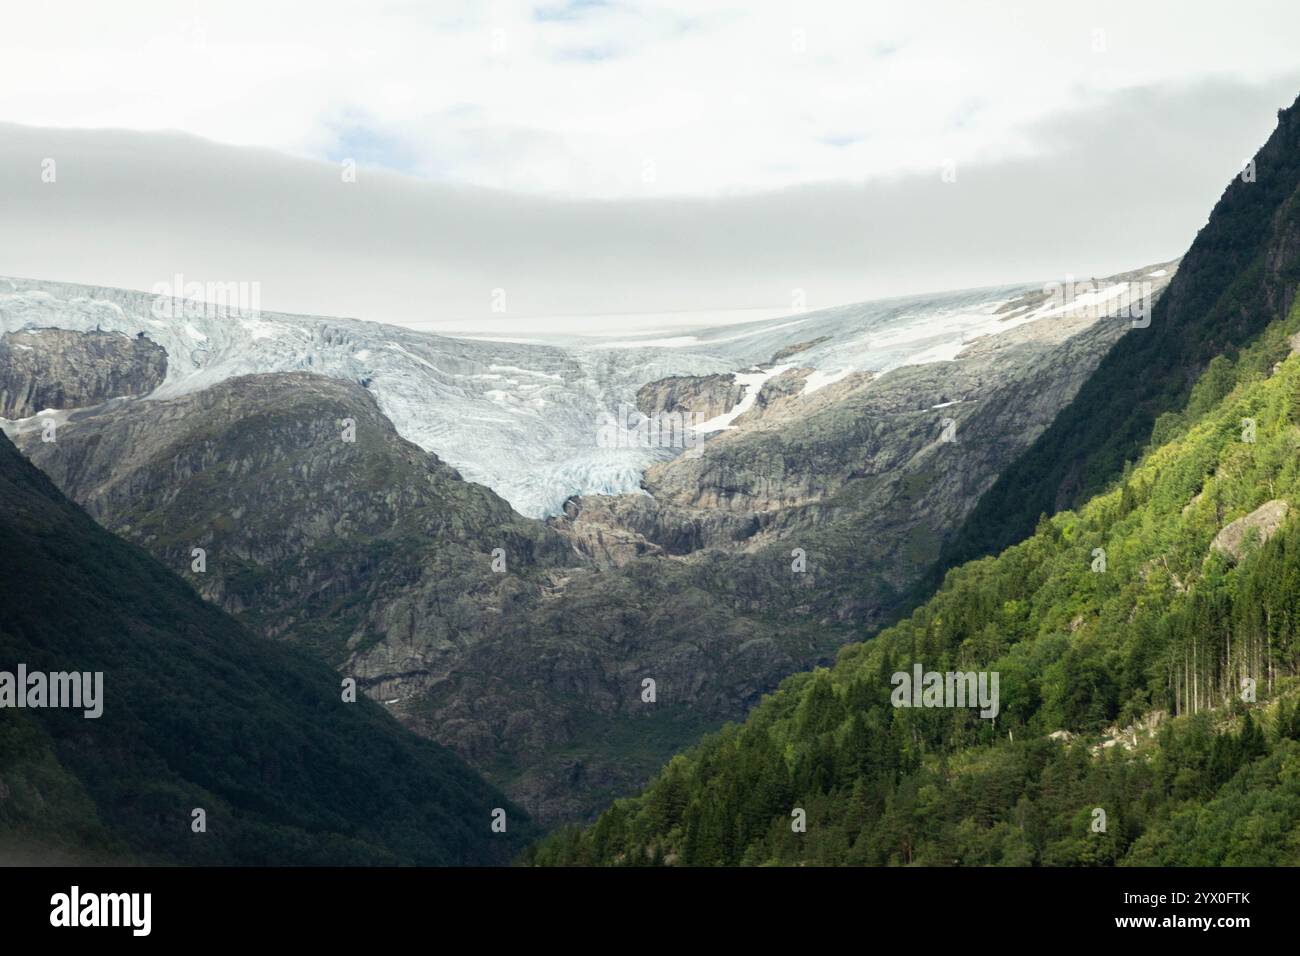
top-left (0, 278), bottom-right (735, 516)
top-left (1, 273), bottom-right (1132, 518)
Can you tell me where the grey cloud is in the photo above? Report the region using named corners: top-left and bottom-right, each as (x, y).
top-left (0, 74), bottom-right (1296, 330)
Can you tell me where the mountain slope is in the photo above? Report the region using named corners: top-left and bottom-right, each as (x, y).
top-left (530, 293), bottom-right (1300, 866)
top-left (553, 273), bottom-right (1170, 638)
top-left (14, 372), bottom-right (573, 663)
top-left (9, 277), bottom-right (1168, 824)
top-left (9, 370), bottom-right (809, 822)
top-left (940, 92), bottom-right (1300, 572)
top-left (529, 100), bottom-right (1300, 864)
top-left (0, 429), bottom-right (533, 865)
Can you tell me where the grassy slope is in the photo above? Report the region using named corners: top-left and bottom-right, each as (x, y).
top-left (0, 431), bottom-right (534, 865)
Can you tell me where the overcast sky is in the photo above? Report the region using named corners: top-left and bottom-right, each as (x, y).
top-left (1, 1), bottom-right (1298, 330)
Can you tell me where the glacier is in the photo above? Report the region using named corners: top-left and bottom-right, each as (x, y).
top-left (1, 273), bottom-right (1143, 517)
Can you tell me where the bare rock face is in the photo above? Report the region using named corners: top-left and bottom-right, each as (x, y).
top-left (551, 297), bottom-right (1153, 633)
top-left (18, 372), bottom-right (571, 660)
top-left (1210, 499), bottom-right (1290, 560)
top-left (769, 337), bottom-right (830, 363)
top-left (730, 368), bottom-right (814, 426)
top-left (0, 328), bottom-right (166, 418)
top-left (551, 494), bottom-right (665, 567)
top-left (635, 372), bottom-right (743, 420)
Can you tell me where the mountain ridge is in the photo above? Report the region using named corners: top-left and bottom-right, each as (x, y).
top-left (0, 427), bottom-right (534, 864)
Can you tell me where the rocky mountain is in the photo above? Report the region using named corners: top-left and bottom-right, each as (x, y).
top-left (550, 262), bottom-right (1177, 619)
top-left (6, 260), bottom-right (1176, 824)
top-left (0, 428), bottom-right (534, 865)
top-left (0, 327), bottom-right (165, 418)
top-left (13, 372), bottom-right (572, 664)
top-left (10, 369), bottom-right (809, 821)
top-left (635, 372), bottom-right (744, 420)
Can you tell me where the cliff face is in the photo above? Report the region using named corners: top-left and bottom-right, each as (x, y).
top-left (943, 93), bottom-right (1300, 569)
top-left (635, 372), bottom-right (743, 419)
top-left (0, 327), bottom-right (165, 418)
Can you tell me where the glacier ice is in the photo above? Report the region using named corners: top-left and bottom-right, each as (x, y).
top-left (0, 276), bottom-right (1039, 517)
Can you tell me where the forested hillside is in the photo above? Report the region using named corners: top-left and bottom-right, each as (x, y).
top-left (0, 431), bottom-right (533, 865)
top-left (529, 279), bottom-right (1300, 866)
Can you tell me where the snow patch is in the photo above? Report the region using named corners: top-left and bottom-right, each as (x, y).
top-left (695, 364), bottom-right (794, 432)
top-left (801, 367), bottom-right (852, 395)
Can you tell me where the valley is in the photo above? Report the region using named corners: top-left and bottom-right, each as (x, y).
top-left (2, 260), bottom-right (1176, 823)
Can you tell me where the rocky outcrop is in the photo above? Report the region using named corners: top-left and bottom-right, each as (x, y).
top-left (1210, 499), bottom-right (1289, 560)
top-left (635, 372), bottom-right (743, 420)
top-left (552, 493), bottom-right (665, 566)
top-left (769, 337), bottom-right (831, 364)
top-left (730, 367), bottom-right (814, 426)
top-left (0, 328), bottom-right (165, 418)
